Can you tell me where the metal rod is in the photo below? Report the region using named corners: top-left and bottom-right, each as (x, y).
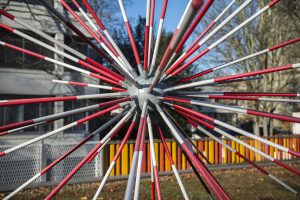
top-left (165, 102), bottom-right (300, 159)
top-left (163, 63), bottom-right (300, 92)
top-left (52, 80), bottom-right (127, 92)
top-left (118, 0), bottom-right (143, 72)
top-left (60, 0), bottom-right (142, 88)
top-left (0, 40), bottom-right (124, 87)
top-left (147, 116), bottom-right (162, 200)
top-left (0, 92), bottom-right (128, 107)
top-left (0, 9), bottom-right (124, 81)
top-left (183, 116), bottom-right (297, 194)
top-left (0, 103), bottom-right (130, 157)
top-left (81, 0), bottom-right (138, 77)
top-left (124, 101), bottom-right (148, 199)
top-left (164, 0), bottom-right (281, 79)
top-left (161, 96), bottom-right (300, 123)
top-left (148, 0), bottom-right (204, 93)
top-left (2, 111), bottom-right (127, 200)
top-left (157, 125), bottom-right (189, 199)
top-left (0, 98), bottom-right (131, 135)
top-left (171, 106), bottom-right (300, 177)
top-left (44, 106), bottom-right (136, 199)
top-left (37, 0), bottom-right (116, 65)
top-left (149, 0), bottom-right (168, 74)
top-left (178, 37), bottom-right (300, 83)
top-left (156, 104), bottom-right (230, 200)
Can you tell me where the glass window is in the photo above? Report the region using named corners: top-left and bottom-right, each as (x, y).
top-left (12, 0), bottom-right (54, 5)
top-left (63, 100), bottom-right (88, 134)
top-left (0, 95), bottom-right (54, 133)
top-left (0, 30), bottom-right (54, 71)
top-left (63, 0), bottom-right (87, 12)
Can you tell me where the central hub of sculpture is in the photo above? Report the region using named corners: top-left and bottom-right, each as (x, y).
top-left (128, 75), bottom-right (164, 110)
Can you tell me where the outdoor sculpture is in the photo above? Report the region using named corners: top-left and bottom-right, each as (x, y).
top-left (0, 0), bottom-right (299, 199)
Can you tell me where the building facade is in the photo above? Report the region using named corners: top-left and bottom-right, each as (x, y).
top-left (0, 0), bottom-right (102, 145)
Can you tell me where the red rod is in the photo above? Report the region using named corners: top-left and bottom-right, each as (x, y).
top-left (162, 96), bottom-right (300, 123)
top-left (174, 0), bottom-right (214, 54)
top-left (0, 93), bottom-right (126, 107)
top-left (0, 97), bottom-right (130, 133)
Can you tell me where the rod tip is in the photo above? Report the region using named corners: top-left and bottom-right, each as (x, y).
top-left (0, 151), bottom-right (6, 157)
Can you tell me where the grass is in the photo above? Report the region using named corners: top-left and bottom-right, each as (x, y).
top-left (1, 163), bottom-right (300, 200)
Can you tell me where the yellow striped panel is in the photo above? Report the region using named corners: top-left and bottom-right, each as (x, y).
top-left (129, 143), bottom-right (133, 168)
top-left (205, 140), bottom-right (208, 164)
top-left (121, 144), bottom-right (129, 175)
top-left (240, 141), bottom-right (245, 162)
top-left (250, 140), bottom-right (254, 161)
top-left (109, 144), bottom-right (115, 176)
top-left (165, 142), bottom-right (171, 171)
top-left (235, 141), bottom-right (239, 163)
top-left (154, 142), bottom-right (159, 164)
top-left (116, 144), bottom-right (121, 176)
top-left (182, 152), bottom-right (186, 170)
top-left (270, 138), bottom-right (274, 158)
top-left (172, 142), bottom-right (177, 164)
top-left (231, 141), bottom-right (235, 163)
top-left (209, 140), bottom-right (214, 164)
top-left (223, 139), bottom-right (227, 164)
top-left (275, 138), bottom-right (278, 159)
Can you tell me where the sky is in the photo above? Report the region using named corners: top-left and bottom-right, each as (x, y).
top-left (123, 0), bottom-right (189, 32)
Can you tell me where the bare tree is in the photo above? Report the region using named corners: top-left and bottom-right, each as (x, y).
top-left (192, 0), bottom-right (300, 136)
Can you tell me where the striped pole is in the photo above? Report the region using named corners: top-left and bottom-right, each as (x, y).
top-left (60, 0), bottom-right (142, 89)
top-left (87, 113), bottom-right (136, 164)
top-left (118, 0), bottom-right (143, 74)
top-left (163, 63), bottom-right (300, 92)
top-left (36, 0), bottom-right (115, 65)
top-left (0, 40), bottom-right (124, 87)
top-left (71, 0), bottom-right (127, 67)
top-left (149, 0), bottom-right (168, 75)
top-left (147, 116), bottom-right (162, 200)
top-left (71, 0), bottom-right (136, 77)
top-left (164, 0), bottom-right (281, 79)
top-left (0, 103), bottom-right (130, 157)
top-left (0, 92), bottom-right (128, 107)
top-left (81, 0), bottom-right (137, 77)
top-left (178, 37), bottom-right (300, 83)
top-left (124, 101), bottom-right (148, 199)
top-left (164, 0), bottom-right (214, 70)
top-left (0, 97), bottom-right (131, 135)
top-left (133, 111), bottom-right (148, 200)
top-left (157, 126), bottom-right (189, 199)
top-left (162, 0), bottom-right (252, 80)
top-left (165, 102), bottom-right (300, 159)
top-left (172, 107), bottom-right (300, 176)
top-left (0, 9), bottom-right (124, 81)
top-left (182, 116), bottom-right (297, 194)
top-left (156, 104), bottom-right (230, 200)
top-left (171, 91), bottom-right (300, 97)
top-left (174, 93), bottom-right (300, 103)
top-left (163, 107), bottom-right (211, 164)
top-left (161, 96), bottom-right (300, 123)
top-left (148, 0), bottom-right (204, 93)
top-left (45, 106), bottom-right (136, 200)
top-left (148, 0), bottom-right (155, 68)
top-left (185, 0), bottom-right (237, 55)
top-left (167, 0), bottom-right (237, 75)
top-left (144, 0), bottom-right (151, 74)
top-left (2, 111), bottom-right (126, 200)
top-left (92, 114), bottom-right (137, 200)
top-left (52, 80), bottom-right (127, 92)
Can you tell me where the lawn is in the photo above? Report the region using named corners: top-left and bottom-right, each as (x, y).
top-left (1, 163), bottom-right (300, 200)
